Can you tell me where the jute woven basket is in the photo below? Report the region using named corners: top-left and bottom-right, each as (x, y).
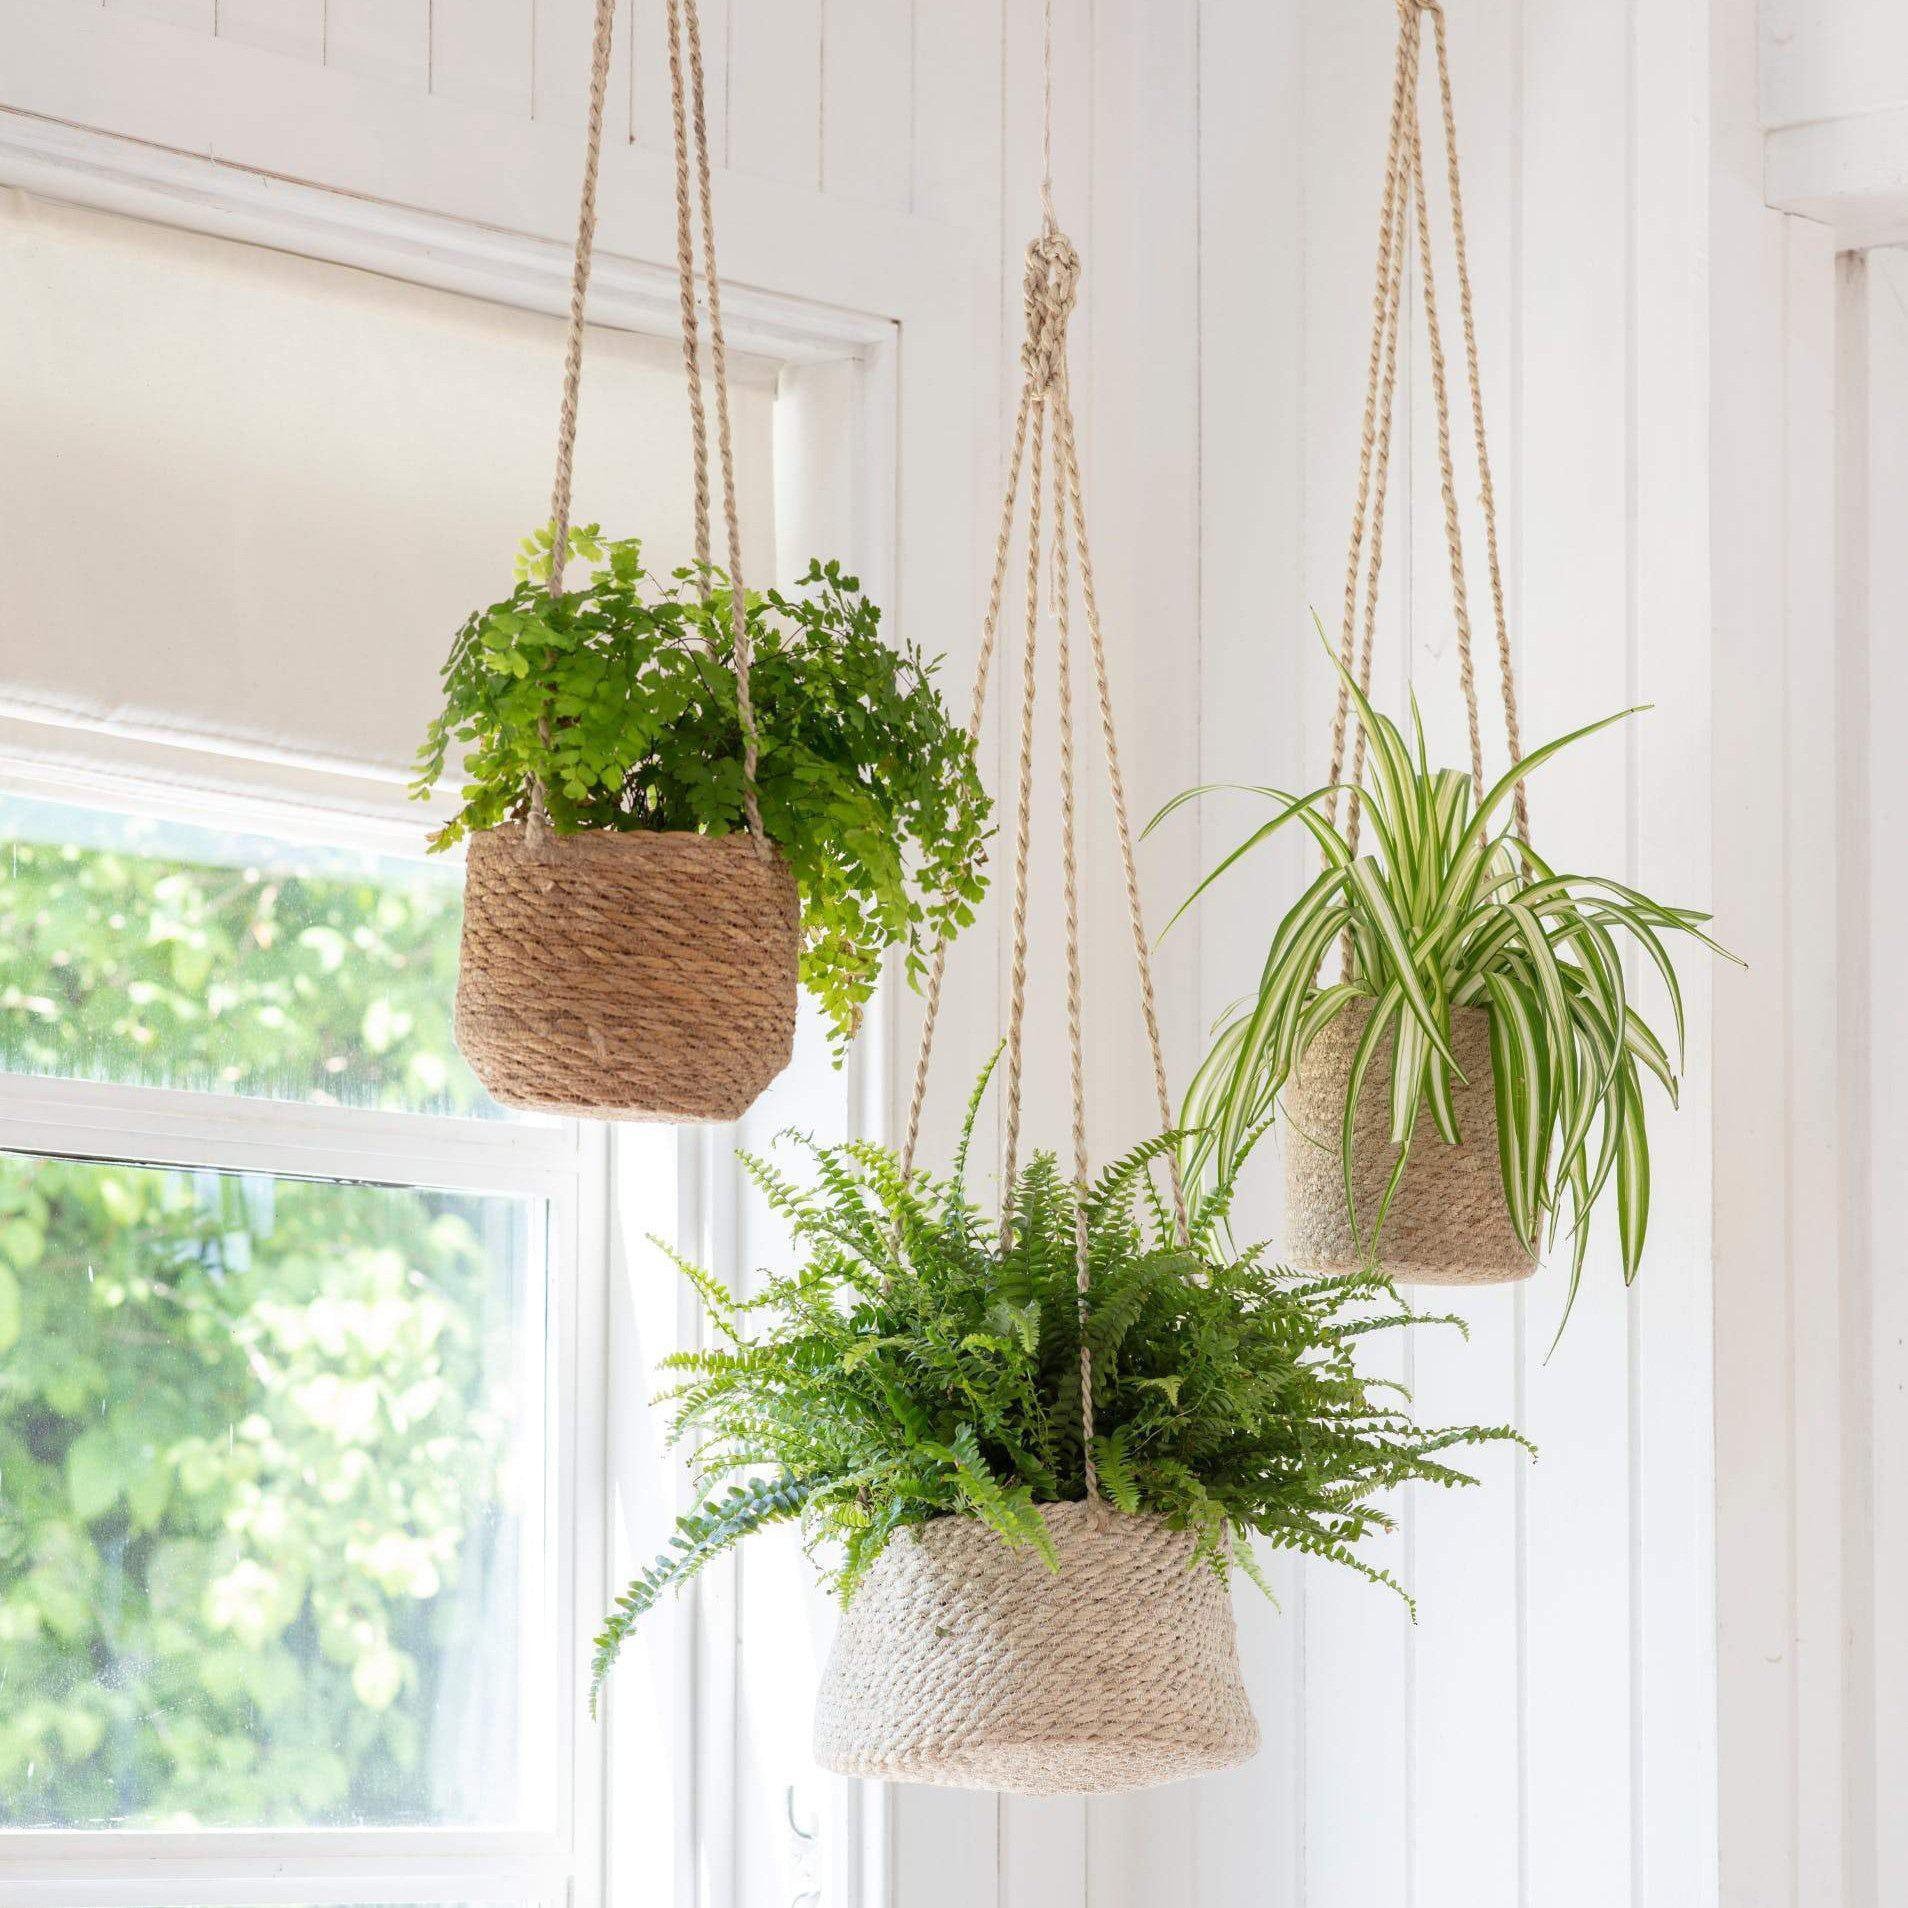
top-left (813, 1502), bottom-right (1260, 1795)
top-left (455, 823), bottom-right (799, 1121)
top-left (1283, 997), bottom-right (1534, 1284)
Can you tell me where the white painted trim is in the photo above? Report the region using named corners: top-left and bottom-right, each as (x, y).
top-left (0, 109), bottom-right (891, 367)
top-left (0, 1070), bottom-right (577, 1194)
top-left (1764, 105), bottom-right (1908, 250)
top-left (0, 0), bottom-right (970, 336)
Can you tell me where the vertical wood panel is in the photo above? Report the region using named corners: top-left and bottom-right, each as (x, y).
top-left (727, 0), bottom-right (822, 188)
top-left (325, 0), bottom-right (429, 89)
top-left (532, 0), bottom-right (633, 133)
top-left (101, 0), bottom-right (214, 30)
top-left (1294, 9), bottom-right (1413, 1905)
top-left (1631, 3), bottom-right (1720, 1905)
top-left (821, 0), bottom-right (911, 210)
top-left (1859, 245), bottom-right (1908, 1908)
top-left (997, 2), bottom-right (1093, 1901)
top-left (1780, 214), bottom-right (1843, 1908)
top-left (629, 0), bottom-right (729, 167)
top-left (1710, 180), bottom-right (1797, 1908)
top-left (1518, 1), bottom-right (1636, 1902)
top-left (431, 0), bottom-right (534, 117)
top-left (1400, 8), bottom-right (1526, 1900)
top-left (216, 0), bottom-right (324, 63)
top-left (879, 16), bottom-right (1007, 1906)
top-left (1191, 5), bottom-right (1309, 1899)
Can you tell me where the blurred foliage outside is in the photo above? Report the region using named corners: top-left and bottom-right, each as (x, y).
top-left (0, 804), bottom-right (537, 1827)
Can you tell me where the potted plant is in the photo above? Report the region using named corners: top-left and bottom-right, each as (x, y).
top-left (587, 1065), bottom-right (1524, 1794)
top-left (1154, 669), bottom-right (1733, 1314)
top-left (413, 530), bottom-right (989, 1118)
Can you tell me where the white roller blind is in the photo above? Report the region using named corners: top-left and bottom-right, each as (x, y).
top-left (0, 191), bottom-right (778, 780)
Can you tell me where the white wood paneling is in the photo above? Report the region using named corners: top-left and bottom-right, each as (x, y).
top-left (325, 0), bottom-right (429, 90)
top-left (822, 0), bottom-right (912, 211)
top-left (431, 0), bottom-right (535, 118)
top-left (727, 0), bottom-right (822, 190)
top-left (217, 0), bottom-right (323, 63)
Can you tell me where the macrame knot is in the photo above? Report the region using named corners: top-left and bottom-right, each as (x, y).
top-left (1020, 223), bottom-right (1080, 393)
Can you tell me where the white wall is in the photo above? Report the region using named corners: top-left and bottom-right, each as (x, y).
top-left (1178, 5), bottom-right (1716, 1906)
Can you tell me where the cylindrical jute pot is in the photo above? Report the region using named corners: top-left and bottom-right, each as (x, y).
top-left (1283, 997), bottom-right (1534, 1284)
top-left (814, 1502), bottom-right (1260, 1795)
top-left (455, 822), bottom-right (800, 1121)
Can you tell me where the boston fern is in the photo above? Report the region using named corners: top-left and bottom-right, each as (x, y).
top-left (1156, 665), bottom-right (1734, 1311)
top-left (589, 1066), bottom-right (1523, 1710)
top-left (413, 527), bottom-right (990, 1050)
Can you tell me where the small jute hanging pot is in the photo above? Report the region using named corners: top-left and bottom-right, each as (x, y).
top-left (1282, 998), bottom-right (1533, 1284)
top-left (448, 0), bottom-right (798, 1123)
top-left (456, 824), bottom-right (799, 1121)
top-left (813, 1502), bottom-right (1259, 1795)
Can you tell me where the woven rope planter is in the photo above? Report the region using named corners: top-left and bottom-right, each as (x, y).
top-left (455, 823), bottom-right (799, 1121)
top-left (1283, 998), bottom-right (1534, 1284)
top-left (814, 1502), bottom-right (1259, 1795)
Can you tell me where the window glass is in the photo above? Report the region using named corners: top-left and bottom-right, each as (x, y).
top-left (0, 795), bottom-right (504, 1118)
top-left (0, 1155), bottom-right (545, 1829)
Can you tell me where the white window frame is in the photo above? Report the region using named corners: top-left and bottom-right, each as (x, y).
top-left (0, 112), bottom-right (923, 1908)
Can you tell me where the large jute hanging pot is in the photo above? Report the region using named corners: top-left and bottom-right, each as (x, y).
top-left (814, 1502), bottom-right (1259, 1794)
top-left (456, 825), bottom-right (799, 1121)
top-left (450, 0), bottom-right (798, 1121)
top-left (1282, 998), bottom-right (1533, 1284)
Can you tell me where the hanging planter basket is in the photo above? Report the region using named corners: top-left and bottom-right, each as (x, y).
top-left (814, 1502), bottom-right (1259, 1795)
top-left (456, 824), bottom-right (799, 1121)
top-left (1282, 998), bottom-right (1532, 1284)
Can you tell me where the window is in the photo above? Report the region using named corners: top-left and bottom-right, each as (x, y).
top-left (0, 788), bottom-right (585, 1901)
top-left (0, 178), bottom-right (891, 1908)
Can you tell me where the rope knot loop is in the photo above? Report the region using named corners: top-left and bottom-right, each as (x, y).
top-left (1020, 224), bottom-right (1081, 392)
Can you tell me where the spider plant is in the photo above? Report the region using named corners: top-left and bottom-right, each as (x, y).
top-left (1152, 661), bottom-right (1735, 1321)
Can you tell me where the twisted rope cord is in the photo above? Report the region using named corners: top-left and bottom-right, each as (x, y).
top-left (898, 383), bottom-right (1036, 1179)
top-left (1428, 0), bottom-right (1526, 839)
top-left (1326, 0), bottom-right (1530, 880)
top-left (1324, 10), bottom-right (1417, 850)
top-left (1046, 350), bottom-right (1096, 1496)
top-left (1346, 84), bottom-right (1416, 865)
top-left (681, 0), bottom-right (765, 844)
top-left (1055, 384), bottom-right (1191, 1244)
top-left (904, 14), bottom-right (1188, 1508)
top-left (663, 0), bottom-right (711, 570)
top-left (527, 0), bottom-right (619, 835)
top-left (998, 383), bottom-right (1049, 1208)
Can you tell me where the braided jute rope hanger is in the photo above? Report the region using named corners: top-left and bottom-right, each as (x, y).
top-left (453, 0), bottom-right (796, 1123)
top-left (813, 0), bottom-right (1258, 1794)
top-left (526, 0), bottom-right (766, 855)
top-left (1325, 0), bottom-right (1528, 874)
top-left (896, 0), bottom-right (1189, 1511)
top-left (1282, 0), bottom-right (1536, 1284)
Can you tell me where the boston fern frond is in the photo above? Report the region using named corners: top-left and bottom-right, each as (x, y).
top-left (1155, 658), bottom-right (1737, 1316)
top-left (589, 1067), bottom-right (1525, 1709)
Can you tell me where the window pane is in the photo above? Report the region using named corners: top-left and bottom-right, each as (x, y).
top-left (0, 1156), bottom-right (546, 1829)
top-left (0, 796), bottom-right (507, 1117)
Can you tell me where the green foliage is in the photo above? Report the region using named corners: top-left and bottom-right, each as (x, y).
top-left (1153, 655), bottom-right (1737, 1322)
top-left (0, 804), bottom-right (482, 1115)
top-left (412, 528), bottom-right (992, 1052)
top-left (590, 1066), bottom-right (1524, 1709)
top-left (0, 820), bottom-right (519, 1827)
top-left (0, 1159), bottom-right (519, 1827)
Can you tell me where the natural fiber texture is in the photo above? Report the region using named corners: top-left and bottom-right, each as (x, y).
top-left (813, 1502), bottom-right (1259, 1795)
top-left (1325, 0), bottom-right (1529, 891)
top-left (456, 825), bottom-right (798, 1122)
top-left (1282, 999), bottom-right (1533, 1285)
